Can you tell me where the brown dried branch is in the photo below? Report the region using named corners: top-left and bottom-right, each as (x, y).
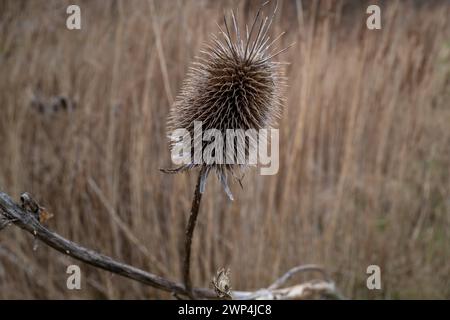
top-left (0, 191), bottom-right (215, 299)
top-left (0, 190), bottom-right (344, 300)
top-left (0, 215), bottom-right (12, 231)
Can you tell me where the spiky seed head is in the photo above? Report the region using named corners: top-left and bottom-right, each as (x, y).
top-left (166, 4), bottom-right (286, 197)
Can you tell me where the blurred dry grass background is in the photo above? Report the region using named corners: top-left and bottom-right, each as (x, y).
top-left (0, 0), bottom-right (449, 299)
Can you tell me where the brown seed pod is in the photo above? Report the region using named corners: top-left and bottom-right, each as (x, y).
top-left (212, 267), bottom-right (232, 299)
top-left (166, 2), bottom-right (287, 199)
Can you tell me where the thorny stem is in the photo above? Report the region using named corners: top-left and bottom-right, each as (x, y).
top-left (183, 166), bottom-right (207, 299)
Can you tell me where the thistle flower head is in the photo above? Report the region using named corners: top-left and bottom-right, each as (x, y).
top-left (166, 2), bottom-right (287, 199)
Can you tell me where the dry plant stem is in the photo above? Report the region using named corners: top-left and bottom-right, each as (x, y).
top-left (267, 264), bottom-right (330, 290)
top-left (183, 166), bottom-right (207, 299)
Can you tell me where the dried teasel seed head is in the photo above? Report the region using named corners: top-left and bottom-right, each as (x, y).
top-left (166, 2), bottom-right (288, 198)
top-left (212, 267), bottom-right (232, 299)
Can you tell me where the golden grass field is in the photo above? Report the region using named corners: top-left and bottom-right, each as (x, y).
top-left (0, 0), bottom-right (449, 299)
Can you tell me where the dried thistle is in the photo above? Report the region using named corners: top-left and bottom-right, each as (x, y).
top-left (166, 1), bottom-right (287, 199)
top-left (163, 2), bottom-right (289, 299)
top-left (212, 267), bottom-right (232, 299)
